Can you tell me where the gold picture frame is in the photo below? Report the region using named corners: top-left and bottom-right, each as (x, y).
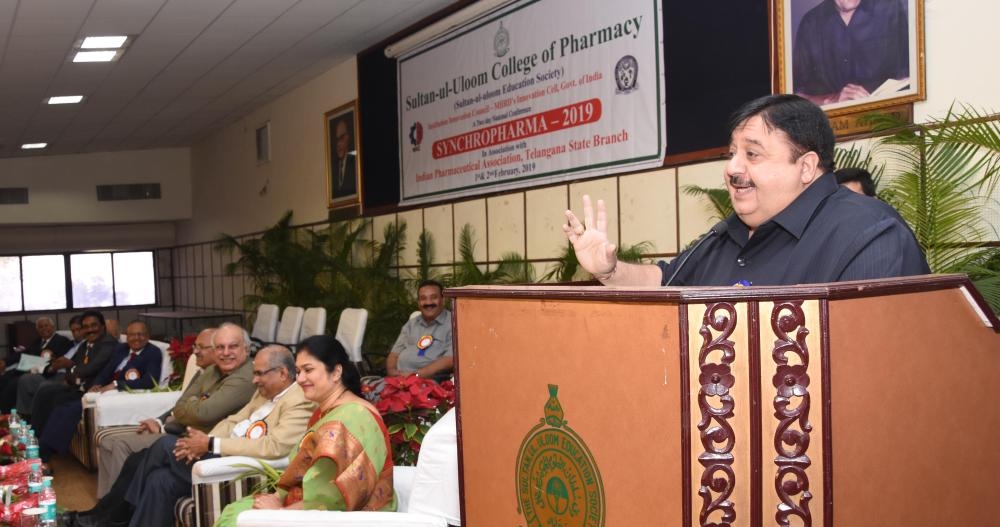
top-left (775, 0), bottom-right (925, 130)
top-left (325, 100), bottom-right (362, 209)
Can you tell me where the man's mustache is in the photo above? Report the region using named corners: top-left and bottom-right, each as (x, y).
top-left (729, 175), bottom-right (755, 188)
top-left (421, 303), bottom-right (438, 309)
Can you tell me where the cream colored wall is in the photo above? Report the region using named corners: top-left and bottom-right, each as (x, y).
top-left (180, 0), bottom-right (1000, 281)
top-left (176, 58), bottom-right (359, 243)
top-left (0, 148), bottom-right (190, 252)
top-left (917, 0), bottom-right (1000, 121)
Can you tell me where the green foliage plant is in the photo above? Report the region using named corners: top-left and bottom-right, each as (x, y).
top-left (868, 103), bottom-right (1000, 312)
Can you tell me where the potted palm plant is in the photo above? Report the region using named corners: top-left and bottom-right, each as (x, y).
top-left (870, 104), bottom-right (1000, 313)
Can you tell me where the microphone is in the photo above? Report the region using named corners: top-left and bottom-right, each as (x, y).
top-left (663, 219), bottom-right (728, 286)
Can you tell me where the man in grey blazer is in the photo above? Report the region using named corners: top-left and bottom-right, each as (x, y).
top-left (95, 323), bottom-right (255, 496)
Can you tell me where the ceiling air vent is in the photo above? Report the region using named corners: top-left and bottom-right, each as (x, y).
top-left (96, 183), bottom-right (161, 201)
top-left (0, 187), bottom-right (29, 205)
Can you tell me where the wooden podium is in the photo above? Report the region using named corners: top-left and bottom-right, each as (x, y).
top-left (448, 275), bottom-right (999, 527)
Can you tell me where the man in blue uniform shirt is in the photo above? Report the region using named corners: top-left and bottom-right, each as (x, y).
top-left (386, 280), bottom-right (453, 380)
top-left (562, 93), bottom-right (929, 286)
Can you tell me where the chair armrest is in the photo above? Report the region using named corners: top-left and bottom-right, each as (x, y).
top-left (91, 390), bottom-right (183, 427)
top-left (192, 456), bottom-right (289, 485)
top-left (235, 510), bottom-right (448, 527)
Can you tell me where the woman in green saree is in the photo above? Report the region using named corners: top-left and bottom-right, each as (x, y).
top-left (215, 335), bottom-right (396, 526)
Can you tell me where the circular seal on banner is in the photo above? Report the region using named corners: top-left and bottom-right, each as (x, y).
top-left (416, 335), bottom-right (434, 350)
top-left (40, 351), bottom-right (52, 359)
top-left (516, 385), bottom-right (605, 527)
top-left (124, 368), bottom-right (140, 381)
top-left (494, 22), bottom-right (510, 58)
top-left (245, 420), bottom-right (268, 439)
top-left (614, 55), bottom-right (638, 93)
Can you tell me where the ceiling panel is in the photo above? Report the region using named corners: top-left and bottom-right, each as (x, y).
top-left (0, 0), bottom-right (456, 159)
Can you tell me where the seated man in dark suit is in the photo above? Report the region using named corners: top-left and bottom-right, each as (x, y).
top-left (38, 320), bottom-right (163, 460)
top-left (0, 316), bottom-right (76, 410)
top-left (28, 310), bottom-right (117, 435)
top-left (331, 117), bottom-right (358, 198)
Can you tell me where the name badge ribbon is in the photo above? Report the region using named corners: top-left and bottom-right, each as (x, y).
top-left (416, 335), bottom-right (434, 357)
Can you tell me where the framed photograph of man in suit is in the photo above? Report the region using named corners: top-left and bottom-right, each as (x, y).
top-left (325, 101), bottom-right (361, 209)
top-left (775, 0), bottom-right (925, 124)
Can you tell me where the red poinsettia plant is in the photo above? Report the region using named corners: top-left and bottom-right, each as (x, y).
top-left (372, 375), bottom-right (455, 466)
top-left (0, 415), bottom-right (15, 465)
top-left (166, 334), bottom-right (198, 389)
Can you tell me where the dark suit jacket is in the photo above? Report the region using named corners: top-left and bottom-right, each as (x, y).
top-left (93, 342), bottom-right (163, 391)
top-left (68, 333), bottom-right (117, 388)
top-left (332, 151), bottom-right (357, 198)
top-left (10, 333), bottom-right (73, 366)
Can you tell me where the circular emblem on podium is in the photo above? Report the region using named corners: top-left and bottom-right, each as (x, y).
top-left (516, 385), bottom-right (604, 527)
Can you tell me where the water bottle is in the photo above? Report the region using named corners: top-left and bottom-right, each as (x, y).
top-left (27, 462), bottom-right (42, 494)
top-left (38, 477), bottom-right (56, 527)
top-left (8, 412), bottom-right (21, 447)
top-left (26, 431), bottom-right (39, 460)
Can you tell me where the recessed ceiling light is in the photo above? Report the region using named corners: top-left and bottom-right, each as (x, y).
top-left (81, 36), bottom-right (127, 49)
top-left (73, 50), bottom-right (118, 63)
top-left (21, 143), bottom-right (48, 150)
top-left (47, 95), bottom-right (84, 105)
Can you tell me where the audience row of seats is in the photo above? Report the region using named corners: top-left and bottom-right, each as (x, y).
top-left (250, 305), bottom-right (327, 348)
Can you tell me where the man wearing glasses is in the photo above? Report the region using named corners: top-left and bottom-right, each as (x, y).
top-left (95, 324), bottom-right (255, 497)
top-left (72, 345), bottom-right (313, 527)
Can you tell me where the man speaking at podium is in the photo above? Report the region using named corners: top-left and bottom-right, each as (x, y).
top-left (563, 94), bottom-right (929, 287)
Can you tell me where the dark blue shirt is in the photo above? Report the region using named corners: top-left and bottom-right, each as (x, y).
top-left (793, 0), bottom-right (909, 95)
top-left (658, 173), bottom-right (929, 286)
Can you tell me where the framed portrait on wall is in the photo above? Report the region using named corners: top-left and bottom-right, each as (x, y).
top-left (325, 101), bottom-right (362, 209)
top-left (776, 0), bottom-right (925, 120)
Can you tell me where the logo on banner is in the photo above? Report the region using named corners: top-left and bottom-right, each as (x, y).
top-left (516, 384), bottom-right (605, 527)
top-left (494, 22), bottom-right (510, 58)
top-left (614, 55), bottom-right (638, 93)
top-left (409, 122), bottom-right (423, 152)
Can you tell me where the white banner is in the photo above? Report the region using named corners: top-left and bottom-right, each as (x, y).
top-left (398, 0), bottom-right (665, 205)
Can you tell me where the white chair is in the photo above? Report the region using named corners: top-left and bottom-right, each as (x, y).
top-left (251, 304), bottom-right (280, 344)
top-left (275, 306), bottom-right (305, 347)
top-left (235, 408), bottom-right (458, 527)
top-left (299, 307), bottom-right (327, 339)
top-left (187, 455), bottom-right (291, 527)
top-left (55, 329), bottom-right (73, 340)
top-left (409, 310), bottom-right (421, 321)
top-left (150, 339), bottom-right (172, 384)
top-left (334, 308), bottom-right (368, 364)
